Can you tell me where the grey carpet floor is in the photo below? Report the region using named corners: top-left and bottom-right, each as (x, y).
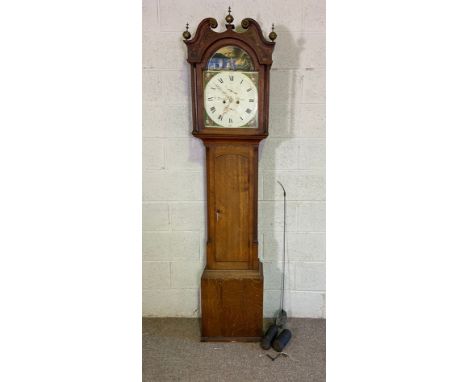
top-left (143, 318), bottom-right (325, 382)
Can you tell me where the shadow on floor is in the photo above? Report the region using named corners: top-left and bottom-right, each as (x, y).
top-left (143, 317), bottom-right (325, 382)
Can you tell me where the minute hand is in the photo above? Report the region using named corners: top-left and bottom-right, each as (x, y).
top-left (215, 83), bottom-right (228, 96)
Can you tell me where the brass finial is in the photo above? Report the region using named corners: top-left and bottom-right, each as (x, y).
top-left (182, 22), bottom-right (191, 40)
top-left (225, 6), bottom-right (234, 24)
top-left (269, 23), bottom-right (277, 41)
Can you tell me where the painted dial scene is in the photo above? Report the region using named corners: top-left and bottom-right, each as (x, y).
top-left (204, 71), bottom-right (258, 128)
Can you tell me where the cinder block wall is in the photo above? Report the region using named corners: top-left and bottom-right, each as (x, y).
top-left (143, 0), bottom-right (325, 318)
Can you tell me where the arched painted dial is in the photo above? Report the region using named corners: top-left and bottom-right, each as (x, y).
top-left (204, 71), bottom-right (258, 128)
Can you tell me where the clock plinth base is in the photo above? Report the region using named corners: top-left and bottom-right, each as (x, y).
top-left (200, 266), bottom-right (263, 341)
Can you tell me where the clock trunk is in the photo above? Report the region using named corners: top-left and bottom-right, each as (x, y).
top-left (213, 153), bottom-right (249, 263)
top-left (206, 143), bottom-right (259, 270)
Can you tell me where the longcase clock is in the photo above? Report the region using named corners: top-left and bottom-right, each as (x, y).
top-left (183, 8), bottom-right (276, 342)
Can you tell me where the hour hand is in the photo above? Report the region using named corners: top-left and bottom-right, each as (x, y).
top-left (215, 84), bottom-right (228, 95)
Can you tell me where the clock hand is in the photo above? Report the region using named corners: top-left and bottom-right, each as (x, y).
top-left (222, 98), bottom-right (238, 113)
top-left (224, 105), bottom-right (239, 114)
top-left (221, 96), bottom-right (234, 110)
top-left (227, 88), bottom-right (238, 95)
top-left (215, 83), bottom-right (228, 96)
top-left (223, 103), bottom-right (237, 114)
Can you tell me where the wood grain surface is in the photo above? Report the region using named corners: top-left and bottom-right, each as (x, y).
top-left (184, 16), bottom-right (275, 341)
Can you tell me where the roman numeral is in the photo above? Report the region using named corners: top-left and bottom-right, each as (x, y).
top-left (210, 106), bottom-right (216, 113)
top-left (218, 78), bottom-right (224, 83)
top-left (208, 97), bottom-right (214, 101)
top-left (229, 118), bottom-right (233, 123)
top-left (249, 99), bottom-right (254, 102)
top-left (246, 108), bottom-right (252, 114)
top-left (240, 79), bottom-right (244, 84)
top-left (218, 115), bottom-right (223, 121)
top-left (246, 88), bottom-right (252, 92)
top-left (229, 75), bottom-right (234, 81)
top-left (210, 87), bottom-right (216, 90)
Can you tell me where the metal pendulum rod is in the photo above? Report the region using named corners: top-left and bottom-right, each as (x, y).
top-left (277, 181), bottom-right (287, 324)
top-left (261, 181), bottom-right (292, 352)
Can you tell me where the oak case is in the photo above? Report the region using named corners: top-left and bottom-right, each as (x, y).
top-left (183, 13), bottom-right (275, 341)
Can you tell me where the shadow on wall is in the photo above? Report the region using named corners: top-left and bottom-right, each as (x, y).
top-left (260, 26), bottom-right (303, 320)
top-left (183, 31), bottom-right (205, 318)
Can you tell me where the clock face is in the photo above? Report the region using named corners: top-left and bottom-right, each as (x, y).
top-left (203, 71), bottom-right (258, 128)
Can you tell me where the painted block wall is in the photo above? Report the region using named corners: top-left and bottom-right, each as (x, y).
top-left (143, 0), bottom-right (325, 318)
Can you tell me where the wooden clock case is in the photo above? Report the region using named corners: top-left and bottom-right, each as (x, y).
top-left (184, 16), bottom-right (275, 341)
